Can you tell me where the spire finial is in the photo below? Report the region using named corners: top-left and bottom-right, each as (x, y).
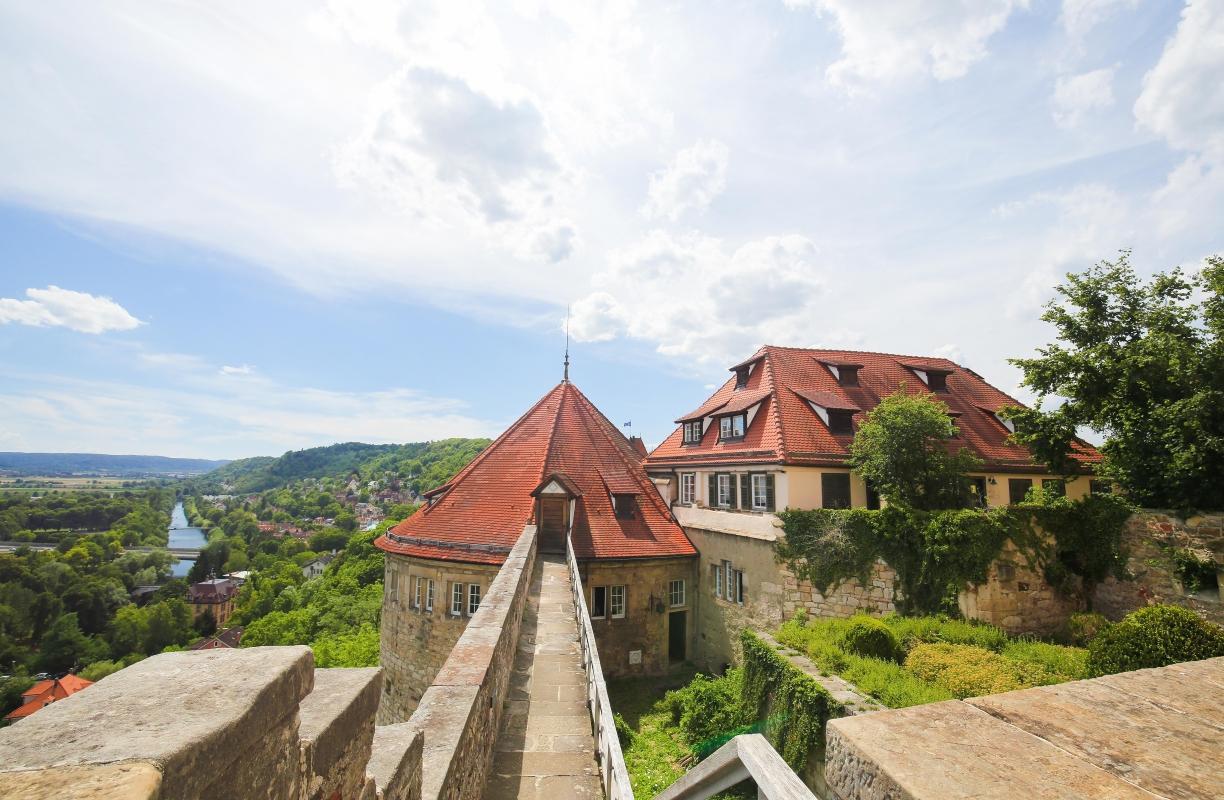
top-left (563, 305), bottom-right (571, 383)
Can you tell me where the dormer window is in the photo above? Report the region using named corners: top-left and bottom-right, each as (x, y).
top-left (682, 421), bottom-right (703, 445)
top-left (612, 493), bottom-right (637, 519)
top-left (838, 366), bottom-right (860, 386)
top-left (735, 366), bottom-right (750, 388)
top-left (719, 414), bottom-right (746, 441)
top-left (828, 409), bottom-right (854, 435)
top-left (928, 371), bottom-right (948, 392)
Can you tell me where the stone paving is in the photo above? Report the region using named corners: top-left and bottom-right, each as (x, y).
top-left (482, 554), bottom-right (603, 799)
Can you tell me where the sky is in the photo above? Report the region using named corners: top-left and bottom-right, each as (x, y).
top-left (0, 0), bottom-right (1221, 460)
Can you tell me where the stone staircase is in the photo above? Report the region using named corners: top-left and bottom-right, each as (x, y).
top-left (483, 554), bottom-right (603, 799)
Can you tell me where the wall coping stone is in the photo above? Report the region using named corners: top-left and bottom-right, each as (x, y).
top-left (299, 667), bottom-right (382, 790)
top-left (0, 646), bottom-right (314, 790)
top-left (0, 761), bottom-right (162, 800)
top-left (366, 720), bottom-right (425, 800)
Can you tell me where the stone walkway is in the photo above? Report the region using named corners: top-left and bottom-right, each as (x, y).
top-left (482, 554), bottom-right (603, 799)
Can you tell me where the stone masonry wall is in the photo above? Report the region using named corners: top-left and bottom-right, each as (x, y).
top-left (959, 537), bottom-right (1079, 636)
top-left (1095, 511), bottom-right (1224, 625)
top-left (0, 647), bottom-right (424, 800)
top-left (378, 554), bottom-right (501, 723)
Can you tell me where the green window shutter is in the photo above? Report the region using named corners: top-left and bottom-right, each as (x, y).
top-left (765, 474), bottom-right (775, 511)
top-left (740, 474), bottom-right (750, 509)
top-left (729, 474), bottom-right (739, 509)
top-left (708, 474), bottom-right (717, 507)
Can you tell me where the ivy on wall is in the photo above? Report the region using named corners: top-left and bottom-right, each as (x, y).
top-left (776, 492), bottom-right (1133, 615)
top-left (740, 629), bottom-right (840, 769)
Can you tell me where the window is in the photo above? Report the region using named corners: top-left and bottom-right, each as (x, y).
top-left (719, 414), bottom-right (746, 441)
top-left (751, 474), bottom-right (768, 510)
top-left (822, 473), bottom-right (851, 509)
top-left (425, 579), bottom-right (434, 612)
top-left (1008, 478), bottom-right (1033, 505)
top-left (838, 366), bottom-right (860, 386)
top-left (450, 582), bottom-right (464, 616)
top-left (716, 474), bottom-right (733, 507)
top-left (468, 583), bottom-right (481, 615)
top-left (731, 568), bottom-right (745, 605)
top-left (413, 576), bottom-right (423, 609)
top-left (965, 477), bottom-right (988, 508)
top-left (866, 479), bottom-right (881, 510)
top-left (1042, 479), bottom-right (1066, 497)
top-left (735, 366), bottom-right (750, 388)
top-left (712, 563), bottom-right (723, 598)
top-left (613, 493), bottom-right (637, 519)
top-left (725, 561), bottom-right (734, 600)
top-left (680, 473), bottom-right (696, 504)
top-left (683, 421), bottom-right (703, 444)
top-left (1090, 479), bottom-right (1112, 495)
top-left (591, 586), bottom-right (607, 619)
top-left (387, 569), bottom-right (399, 605)
top-left (669, 579), bottom-right (686, 607)
top-left (610, 585), bottom-right (626, 618)
top-left (828, 409), bottom-right (854, 435)
top-left (928, 371), bottom-right (949, 392)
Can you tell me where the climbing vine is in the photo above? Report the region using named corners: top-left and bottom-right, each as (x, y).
top-left (776, 492), bottom-right (1133, 615)
top-left (740, 630), bottom-right (839, 770)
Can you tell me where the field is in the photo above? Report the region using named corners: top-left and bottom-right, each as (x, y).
top-left (0, 475), bottom-right (154, 494)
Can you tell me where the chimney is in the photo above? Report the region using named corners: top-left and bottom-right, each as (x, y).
top-left (628, 436), bottom-right (648, 458)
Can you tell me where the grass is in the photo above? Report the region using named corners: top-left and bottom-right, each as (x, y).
top-left (775, 614), bottom-right (1090, 708)
top-left (608, 667), bottom-right (752, 800)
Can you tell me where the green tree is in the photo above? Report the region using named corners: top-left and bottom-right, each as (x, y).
top-left (38, 613), bottom-right (108, 673)
top-left (334, 510), bottom-right (357, 532)
top-left (849, 390), bottom-right (982, 510)
top-left (1007, 252), bottom-right (1224, 510)
top-left (194, 608), bottom-right (217, 638)
top-left (144, 600), bottom-right (192, 653)
top-left (107, 605), bottom-right (150, 657)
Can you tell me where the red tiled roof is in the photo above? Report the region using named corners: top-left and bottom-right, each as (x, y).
top-left (377, 382), bottom-right (696, 564)
top-left (6, 674), bottom-right (93, 720)
top-left (647, 346), bottom-right (1102, 471)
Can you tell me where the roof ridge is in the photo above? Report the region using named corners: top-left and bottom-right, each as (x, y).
top-left (540, 382), bottom-right (571, 485)
top-left (759, 343), bottom-right (961, 366)
top-left (420, 382), bottom-right (565, 513)
top-left (761, 349), bottom-right (790, 462)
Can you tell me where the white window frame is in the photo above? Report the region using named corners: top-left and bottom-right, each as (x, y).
top-left (751, 474), bottom-right (768, 510)
top-left (450, 582), bottom-right (463, 616)
top-left (713, 563), bottom-right (723, 598)
top-left (716, 474), bottom-right (732, 507)
top-left (425, 579), bottom-right (434, 612)
top-left (591, 585), bottom-right (607, 619)
top-left (680, 473), bottom-right (696, 504)
top-left (413, 576), bottom-right (423, 609)
top-left (468, 583), bottom-right (481, 615)
top-left (683, 421), bottom-right (702, 444)
top-left (719, 417), bottom-right (732, 439)
top-left (610, 585), bottom-right (626, 619)
top-left (669, 579), bottom-right (686, 608)
top-left (725, 561), bottom-right (734, 600)
top-left (732, 569), bottom-right (745, 605)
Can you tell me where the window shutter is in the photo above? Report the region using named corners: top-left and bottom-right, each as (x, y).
top-left (728, 474), bottom-right (738, 509)
top-left (708, 474), bottom-right (717, 507)
top-left (765, 474), bottom-right (775, 511)
top-left (740, 474), bottom-right (750, 509)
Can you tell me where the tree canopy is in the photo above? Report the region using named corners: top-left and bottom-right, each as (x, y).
top-left (1007, 252), bottom-right (1224, 510)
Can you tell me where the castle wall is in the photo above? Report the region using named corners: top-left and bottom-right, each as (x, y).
top-left (378, 553), bottom-right (501, 724)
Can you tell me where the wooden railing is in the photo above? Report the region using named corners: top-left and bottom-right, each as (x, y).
top-left (566, 536), bottom-right (635, 800)
top-left (652, 734), bottom-right (816, 800)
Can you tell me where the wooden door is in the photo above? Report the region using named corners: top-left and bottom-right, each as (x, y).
top-left (539, 497), bottom-right (567, 553)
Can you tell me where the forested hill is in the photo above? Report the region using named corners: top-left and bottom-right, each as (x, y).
top-left (0, 452), bottom-right (228, 476)
top-left (193, 439), bottom-right (492, 494)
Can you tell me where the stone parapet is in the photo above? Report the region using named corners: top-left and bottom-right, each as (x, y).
top-left (409, 524), bottom-right (539, 800)
top-left (0, 648), bottom-right (423, 800)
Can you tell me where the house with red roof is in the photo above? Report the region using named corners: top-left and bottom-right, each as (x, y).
top-left (645, 345), bottom-right (1103, 670)
top-left (4, 674), bottom-right (93, 722)
top-left (375, 380), bottom-right (697, 721)
top-left (186, 577), bottom-right (239, 628)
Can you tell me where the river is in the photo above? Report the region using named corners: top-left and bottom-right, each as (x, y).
top-left (168, 501), bottom-right (208, 577)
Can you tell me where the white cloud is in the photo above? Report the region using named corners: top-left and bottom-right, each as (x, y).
top-left (219, 364), bottom-right (255, 376)
top-left (0, 286), bottom-right (142, 334)
top-left (786, 0), bottom-right (1029, 91)
top-left (571, 230), bottom-right (861, 368)
top-left (1052, 66), bottom-right (1117, 127)
top-left (0, 359), bottom-right (499, 459)
top-left (1059, 0), bottom-right (1140, 39)
top-left (642, 140), bottom-right (730, 222)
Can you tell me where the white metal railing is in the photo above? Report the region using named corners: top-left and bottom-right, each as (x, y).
top-left (651, 734), bottom-right (817, 800)
top-left (566, 536), bottom-right (635, 800)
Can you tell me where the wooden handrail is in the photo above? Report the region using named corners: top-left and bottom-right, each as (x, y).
top-left (566, 536), bottom-right (635, 800)
top-left (652, 734), bottom-right (816, 800)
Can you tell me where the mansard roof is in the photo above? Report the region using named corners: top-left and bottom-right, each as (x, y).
top-left (647, 345), bottom-right (1102, 472)
top-left (377, 382), bottom-right (696, 565)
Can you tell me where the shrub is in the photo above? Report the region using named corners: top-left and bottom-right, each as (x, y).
top-left (1066, 612), bottom-right (1110, 647)
top-left (905, 643), bottom-right (1054, 698)
top-left (613, 712), bottom-right (634, 749)
top-left (883, 614), bottom-right (1008, 653)
top-left (1086, 604), bottom-right (1224, 676)
top-left (841, 616), bottom-right (901, 662)
top-left (661, 669), bottom-right (750, 750)
top-left (1001, 639), bottom-right (1089, 680)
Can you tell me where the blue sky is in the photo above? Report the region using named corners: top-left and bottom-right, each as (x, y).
top-left (1, 0), bottom-right (1221, 459)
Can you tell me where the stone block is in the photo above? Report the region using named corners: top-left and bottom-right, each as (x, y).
top-left (299, 667), bottom-right (382, 800)
top-left (366, 720), bottom-right (424, 800)
top-left (0, 762), bottom-right (161, 800)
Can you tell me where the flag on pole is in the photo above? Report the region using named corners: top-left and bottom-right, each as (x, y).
top-left (623, 421), bottom-right (632, 427)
